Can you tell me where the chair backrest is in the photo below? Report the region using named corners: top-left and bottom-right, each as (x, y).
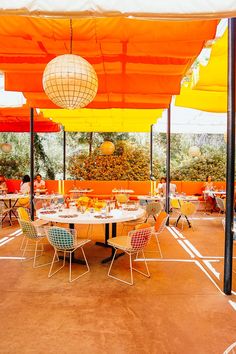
top-left (180, 202), bottom-right (196, 216)
top-left (128, 227), bottom-right (152, 251)
top-left (146, 202), bottom-right (162, 217)
top-left (18, 197), bottom-right (30, 207)
top-left (46, 227), bottom-right (76, 250)
top-left (154, 211), bottom-right (168, 233)
top-left (18, 219), bottom-right (38, 240)
top-left (170, 198), bottom-right (181, 209)
top-left (216, 197), bottom-right (225, 211)
top-left (18, 207), bottom-right (30, 221)
top-left (116, 194), bottom-right (129, 204)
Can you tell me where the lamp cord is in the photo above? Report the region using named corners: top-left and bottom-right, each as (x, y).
top-left (70, 18), bottom-right (73, 54)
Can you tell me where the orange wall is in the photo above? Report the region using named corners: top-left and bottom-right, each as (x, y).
top-left (6, 179), bottom-right (227, 196)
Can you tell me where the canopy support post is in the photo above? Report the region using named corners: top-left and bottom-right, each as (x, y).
top-left (150, 124), bottom-right (153, 178)
top-left (30, 107), bottom-right (34, 221)
top-left (63, 130), bottom-right (66, 180)
top-left (165, 107), bottom-right (171, 223)
top-left (223, 18), bottom-right (236, 295)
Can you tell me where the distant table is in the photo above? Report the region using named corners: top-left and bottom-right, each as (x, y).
top-left (203, 190), bottom-right (226, 197)
top-left (35, 189), bottom-right (48, 195)
top-left (35, 194), bottom-right (63, 200)
top-left (37, 207), bottom-right (145, 264)
top-left (0, 193), bottom-right (28, 222)
top-left (69, 189), bottom-right (93, 199)
top-left (112, 189), bottom-right (134, 194)
top-left (138, 195), bottom-right (164, 203)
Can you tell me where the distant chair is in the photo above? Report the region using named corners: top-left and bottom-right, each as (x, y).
top-left (145, 201), bottom-right (162, 222)
top-left (151, 211), bottom-right (169, 258)
top-left (16, 196), bottom-right (30, 209)
top-left (107, 226), bottom-right (152, 285)
top-left (46, 226), bottom-right (90, 282)
top-left (116, 194), bottom-right (129, 204)
top-left (19, 219), bottom-right (51, 268)
top-left (17, 207), bottom-right (49, 250)
top-left (215, 197), bottom-right (225, 214)
top-left (175, 202), bottom-right (197, 230)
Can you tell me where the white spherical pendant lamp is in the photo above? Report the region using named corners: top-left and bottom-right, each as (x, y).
top-left (100, 141), bottom-right (115, 155)
top-left (43, 54), bottom-right (98, 109)
top-left (1, 143), bottom-right (12, 153)
top-left (188, 146), bottom-right (201, 157)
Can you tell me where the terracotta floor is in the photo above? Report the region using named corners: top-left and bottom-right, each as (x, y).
top-left (0, 213), bottom-right (235, 354)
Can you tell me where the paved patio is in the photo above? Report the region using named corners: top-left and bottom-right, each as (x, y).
top-left (0, 214), bottom-right (235, 354)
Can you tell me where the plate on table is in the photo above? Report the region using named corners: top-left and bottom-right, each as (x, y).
top-left (58, 214), bottom-right (79, 218)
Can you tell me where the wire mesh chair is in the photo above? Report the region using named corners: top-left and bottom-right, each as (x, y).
top-left (115, 193), bottom-right (129, 205)
top-left (145, 201), bottom-right (162, 222)
top-left (150, 211), bottom-right (169, 258)
top-left (175, 202), bottom-right (197, 230)
top-left (107, 226), bottom-right (152, 285)
top-left (215, 197), bottom-right (226, 214)
top-left (46, 226), bottom-right (90, 282)
top-left (18, 207), bottom-right (49, 250)
top-left (19, 219), bottom-right (51, 268)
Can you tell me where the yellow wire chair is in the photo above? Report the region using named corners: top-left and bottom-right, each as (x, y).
top-left (115, 193), bottom-right (129, 204)
top-left (17, 196), bottom-right (30, 209)
top-left (46, 226), bottom-right (90, 282)
top-left (107, 225), bottom-right (153, 285)
top-left (17, 207), bottom-right (49, 250)
top-left (145, 201), bottom-right (163, 222)
top-left (175, 202), bottom-right (197, 230)
top-left (19, 219), bottom-right (51, 268)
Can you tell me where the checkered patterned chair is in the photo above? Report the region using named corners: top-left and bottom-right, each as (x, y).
top-left (46, 226), bottom-right (90, 282)
top-left (107, 226), bottom-right (152, 285)
top-left (17, 207), bottom-right (49, 251)
top-left (19, 219), bottom-right (51, 268)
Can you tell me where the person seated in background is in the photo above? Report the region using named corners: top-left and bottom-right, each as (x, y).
top-left (203, 175), bottom-right (216, 211)
top-left (157, 177), bottom-right (166, 195)
top-left (0, 175), bottom-right (8, 193)
top-left (204, 175), bottom-right (215, 192)
top-left (20, 175), bottom-right (30, 194)
top-left (34, 174), bottom-right (46, 191)
top-left (156, 177), bottom-right (177, 196)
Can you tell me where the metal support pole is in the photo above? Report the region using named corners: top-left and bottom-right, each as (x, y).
top-left (223, 18), bottom-right (236, 295)
top-left (165, 107), bottom-right (171, 220)
top-left (63, 130), bottom-right (66, 180)
top-left (30, 107), bottom-right (34, 220)
top-left (150, 124), bottom-right (153, 179)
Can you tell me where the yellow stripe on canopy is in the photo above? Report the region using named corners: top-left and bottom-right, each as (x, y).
top-left (192, 29), bottom-right (227, 92)
top-left (175, 28), bottom-right (227, 113)
top-left (41, 108), bottom-right (163, 132)
top-left (175, 86), bottom-right (227, 113)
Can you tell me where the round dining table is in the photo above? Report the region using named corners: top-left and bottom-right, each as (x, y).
top-left (37, 207), bottom-right (145, 263)
top-left (0, 193), bottom-right (29, 222)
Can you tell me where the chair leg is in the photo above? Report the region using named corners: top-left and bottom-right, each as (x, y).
top-left (48, 250), bottom-right (66, 278)
top-left (155, 235), bottom-right (163, 258)
top-left (107, 248), bottom-right (117, 278)
top-left (33, 241), bottom-right (52, 269)
top-left (132, 250), bottom-right (150, 278)
top-left (19, 235), bottom-right (26, 251)
top-left (108, 250), bottom-right (134, 285)
top-left (69, 247), bottom-right (90, 282)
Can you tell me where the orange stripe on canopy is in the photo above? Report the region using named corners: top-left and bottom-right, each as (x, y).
top-left (0, 106), bottom-right (60, 132)
top-left (0, 16), bottom-right (217, 109)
